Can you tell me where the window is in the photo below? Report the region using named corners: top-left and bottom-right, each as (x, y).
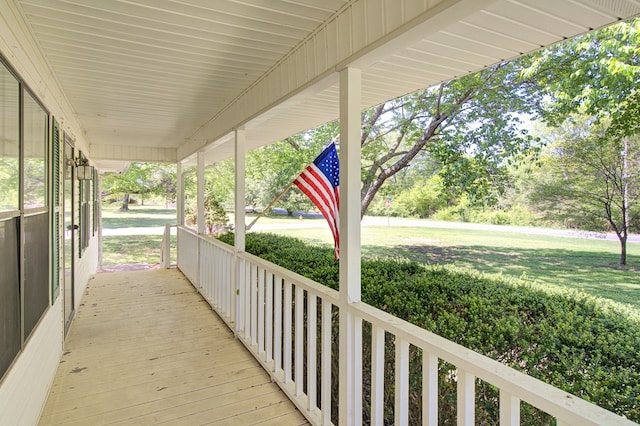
top-left (23, 90), bottom-right (47, 210)
top-left (0, 63), bottom-right (19, 212)
top-left (22, 88), bottom-right (49, 339)
top-left (0, 61), bottom-right (20, 379)
top-left (0, 58), bottom-right (51, 379)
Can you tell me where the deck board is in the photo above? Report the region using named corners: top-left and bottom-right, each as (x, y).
top-left (39, 268), bottom-right (309, 426)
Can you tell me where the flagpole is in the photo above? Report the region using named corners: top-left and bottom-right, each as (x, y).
top-left (246, 181), bottom-right (295, 230)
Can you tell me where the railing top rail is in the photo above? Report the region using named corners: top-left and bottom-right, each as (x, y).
top-left (353, 301), bottom-right (636, 426)
top-left (177, 225), bottom-right (236, 255)
top-left (177, 227), bottom-right (337, 302)
top-left (239, 250), bottom-right (340, 303)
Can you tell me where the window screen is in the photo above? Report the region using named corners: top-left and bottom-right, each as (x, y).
top-left (0, 218), bottom-right (19, 378)
top-left (23, 212), bottom-right (49, 339)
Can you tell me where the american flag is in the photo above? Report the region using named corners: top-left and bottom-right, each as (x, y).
top-left (294, 142), bottom-right (340, 258)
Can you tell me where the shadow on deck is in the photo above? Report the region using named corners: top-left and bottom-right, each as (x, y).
top-left (39, 268), bottom-right (309, 425)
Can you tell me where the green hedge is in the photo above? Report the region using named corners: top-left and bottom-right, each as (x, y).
top-left (219, 232), bottom-right (640, 423)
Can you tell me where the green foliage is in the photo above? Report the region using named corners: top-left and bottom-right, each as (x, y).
top-left (0, 157), bottom-right (19, 210)
top-left (526, 18), bottom-right (640, 126)
top-left (388, 175), bottom-right (449, 218)
top-left (184, 195), bottom-right (229, 234)
top-left (359, 58), bottom-right (543, 215)
top-left (219, 232), bottom-right (640, 424)
top-left (102, 162), bottom-right (176, 207)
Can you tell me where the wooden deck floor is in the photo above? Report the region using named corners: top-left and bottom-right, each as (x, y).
top-left (39, 268), bottom-right (309, 426)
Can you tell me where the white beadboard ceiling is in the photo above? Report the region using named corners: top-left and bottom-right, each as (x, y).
top-left (12, 0), bottom-right (640, 169)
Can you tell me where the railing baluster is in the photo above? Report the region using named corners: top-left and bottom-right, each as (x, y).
top-left (243, 261), bottom-right (251, 340)
top-left (499, 389), bottom-right (520, 426)
top-left (355, 316), bottom-right (363, 426)
top-left (395, 337), bottom-right (410, 426)
top-left (236, 257), bottom-right (244, 334)
top-left (321, 299), bottom-right (332, 426)
top-left (307, 294), bottom-right (317, 412)
top-left (274, 275), bottom-right (283, 374)
top-left (250, 264), bottom-right (257, 347)
top-left (221, 248), bottom-right (226, 314)
top-left (457, 369), bottom-right (475, 426)
top-left (284, 280), bottom-right (293, 384)
top-left (258, 267), bottom-right (265, 355)
top-left (423, 352), bottom-right (438, 426)
top-left (214, 246), bottom-right (222, 309)
top-left (266, 271), bottom-right (274, 364)
top-left (295, 285), bottom-right (304, 397)
top-left (371, 325), bottom-right (385, 426)
top-left (221, 252), bottom-right (234, 321)
top-left (208, 244), bottom-right (213, 303)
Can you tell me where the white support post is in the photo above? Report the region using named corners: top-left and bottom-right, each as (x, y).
top-left (176, 162), bottom-right (184, 226)
top-left (338, 66), bottom-right (362, 426)
top-left (197, 151), bottom-right (205, 235)
top-left (234, 128), bottom-right (246, 252)
top-left (161, 224), bottom-right (171, 268)
top-left (234, 128), bottom-right (246, 334)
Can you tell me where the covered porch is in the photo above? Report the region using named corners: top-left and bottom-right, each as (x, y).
top-left (1, 1), bottom-right (640, 425)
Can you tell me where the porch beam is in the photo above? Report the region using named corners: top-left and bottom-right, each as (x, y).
top-left (338, 66), bottom-right (362, 425)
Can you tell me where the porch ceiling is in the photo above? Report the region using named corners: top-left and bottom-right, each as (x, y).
top-left (13, 0), bottom-right (640, 169)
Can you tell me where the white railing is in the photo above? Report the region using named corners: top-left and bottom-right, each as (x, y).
top-left (176, 226), bottom-right (199, 284)
top-left (160, 224), bottom-right (177, 269)
top-left (175, 226), bottom-right (636, 426)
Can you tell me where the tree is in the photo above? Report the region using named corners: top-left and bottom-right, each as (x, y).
top-left (530, 117), bottom-right (640, 265)
top-left (101, 162), bottom-right (175, 210)
top-left (356, 59), bottom-right (542, 217)
top-left (525, 18), bottom-right (640, 127)
top-left (522, 18), bottom-right (640, 265)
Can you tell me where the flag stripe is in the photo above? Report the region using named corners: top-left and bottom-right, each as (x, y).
top-left (293, 142), bottom-right (340, 258)
top-left (294, 168), bottom-right (339, 243)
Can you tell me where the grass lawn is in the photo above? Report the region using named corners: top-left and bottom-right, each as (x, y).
top-left (253, 217), bottom-right (640, 313)
top-left (102, 204), bottom-right (177, 228)
top-left (99, 206), bottom-right (640, 313)
top-left (101, 235), bottom-right (176, 265)
top-left (101, 204), bottom-right (177, 266)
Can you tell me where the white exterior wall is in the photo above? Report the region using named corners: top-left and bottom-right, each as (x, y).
top-left (0, 299), bottom-right (64, 426)
top-left (75, 237), bottom-right (100, 308)
top-left (0, 2), bottom-right (100, 425)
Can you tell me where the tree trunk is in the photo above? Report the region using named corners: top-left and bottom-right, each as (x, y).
top-left (621, 137), bottom-right (629, 266)
top-left (120, 193), bottom-right (130, 211)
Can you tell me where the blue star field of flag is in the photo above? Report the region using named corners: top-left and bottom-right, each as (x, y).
top-left (314, 143), bottom-right (340, 188)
